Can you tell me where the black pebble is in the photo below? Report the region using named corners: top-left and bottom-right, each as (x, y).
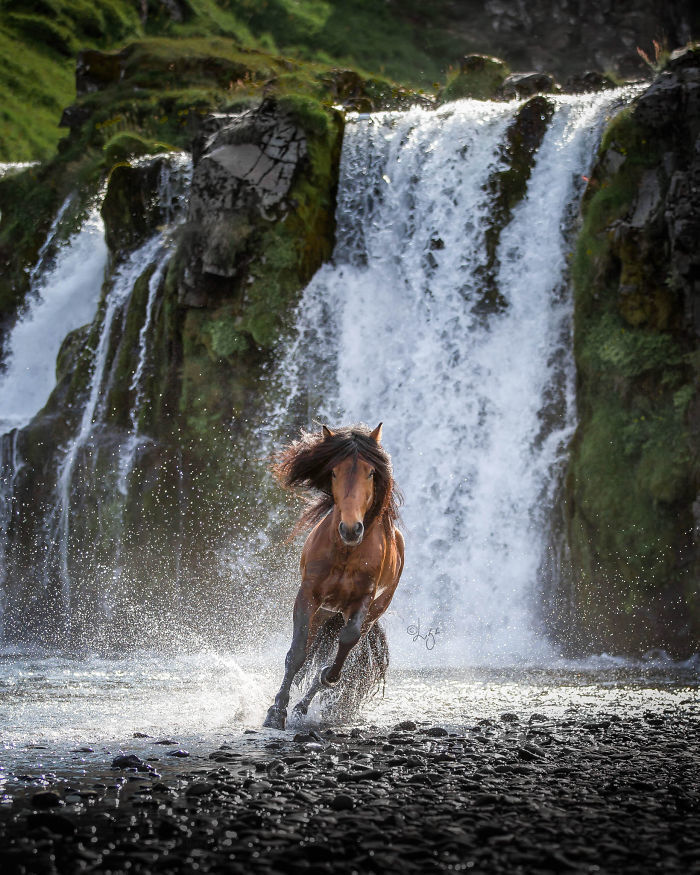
top-left (30, 790), bottom-right (62, 809)
top-left (330, 793), bottom-right (355, 811)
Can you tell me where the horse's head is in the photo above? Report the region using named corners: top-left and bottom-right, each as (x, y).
top-left (325, 423), bottom-right (382, 547)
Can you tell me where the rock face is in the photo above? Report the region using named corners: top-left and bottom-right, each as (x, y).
top-left (182, 101), bottom-right (308, 293)
top-left (551, 47), bottom-right (700, 656)
top-left (0, 97), bottom-right (343, 647)
top-left (430, 0), bottom-right (696, 80)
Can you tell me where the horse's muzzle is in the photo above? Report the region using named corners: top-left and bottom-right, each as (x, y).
top-left (339, 521), bottom-right (364, 546)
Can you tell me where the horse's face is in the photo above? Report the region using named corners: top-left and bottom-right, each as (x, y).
top-left (331, 455), bottom-right (375, 546)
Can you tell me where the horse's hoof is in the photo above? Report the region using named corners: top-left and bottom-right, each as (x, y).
top-left (320, 666), bottom-right (339, 688)
top-left (263, 705), bottom-right (287, 730)
top-left (292, 702), bottom-right (308, 718)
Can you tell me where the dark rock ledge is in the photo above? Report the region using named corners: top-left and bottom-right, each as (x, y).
top-left (0, 705), bottom-right (698, 874)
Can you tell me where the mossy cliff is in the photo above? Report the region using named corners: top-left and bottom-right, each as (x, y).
top-left (552, 47), bottom-right (700, 656)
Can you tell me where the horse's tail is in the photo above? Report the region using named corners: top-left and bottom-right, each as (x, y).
top-left (296, 614), bottom-right (389, 720)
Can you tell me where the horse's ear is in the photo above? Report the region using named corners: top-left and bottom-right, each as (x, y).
top-left (322, 425), bottom-right (335, 440)
top-left (369, 422), bottom-right (383, 443)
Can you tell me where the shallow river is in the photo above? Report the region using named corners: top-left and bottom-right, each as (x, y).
top-left (1, 650), bottom-right (697, 786)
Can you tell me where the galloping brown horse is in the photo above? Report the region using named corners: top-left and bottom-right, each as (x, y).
top-left (263, 423), bottom-right (404, 730)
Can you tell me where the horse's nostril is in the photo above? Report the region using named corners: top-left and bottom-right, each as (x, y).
top-left (339, 521), bottom-right (363, 543)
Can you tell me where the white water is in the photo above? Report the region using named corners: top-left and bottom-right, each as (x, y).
top-left (274, 91), bottom-right (634, 667)
top-left (0, 207), bottom-right (107, 434)
top-left (116, 250), bottom-right (171, 497)
top-left (49, 155), bottom-right (192, 615)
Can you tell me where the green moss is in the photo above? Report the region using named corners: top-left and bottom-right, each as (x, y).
top-left (0, 0), bottom-right (454, 162)
top-left (102, 131), bottom-right (172, 163)
top-left (277, 93), bottom-right (329, 139)
top-left (570, 393), bottom-right (688, 584)
top-left (440, 55), bottom-right (508, 102)
top-left (204, 313), bottom-right (250, 358)
top-left (564, 93), bottom-right (696, 651)
top-left (580, 312), bottom-right (685, 379)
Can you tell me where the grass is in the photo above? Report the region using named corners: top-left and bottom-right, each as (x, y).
top-left (0, 0), bottom-right (468, 162)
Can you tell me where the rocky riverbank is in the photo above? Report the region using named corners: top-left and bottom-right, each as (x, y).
top-left (1, 701), bottom-right (698, 874)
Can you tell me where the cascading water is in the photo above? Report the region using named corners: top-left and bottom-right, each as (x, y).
top-left (271, 90), bottom-right (636, 666)
top-left (48, 154), bottom-right (192, 628)
top-left (0, 154), bottom-right (192, 642)
top-left (1, 92), bottom-right (696, 774)
top-left (0, 193), bottom-right (107, 636)
top-left (0, 203), bottom-right (107, 434)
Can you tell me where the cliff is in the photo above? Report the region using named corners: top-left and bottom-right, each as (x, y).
top-left (553, 46), bottom-right (700, 656)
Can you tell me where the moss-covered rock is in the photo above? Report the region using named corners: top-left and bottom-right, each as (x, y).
top-left (439, 55), bottom-right (509, 103)
top-left (101, 154), bottom-right (186, 256)
top-left (475, 95), bottom-right (554, 313)
top-left (553, 47), bottom-right (700, 657)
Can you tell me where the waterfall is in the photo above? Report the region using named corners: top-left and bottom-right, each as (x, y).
top-left (272, 90), bottom-right (634, 665)
top-left (0, 94), bottom-right (638, 655)
top-left (50, 233), bottom-right (168, 615)
top-left (0, 154), bottom-right (191, 641)
top-left (0, 204), bottom-right (107, 434)
top-left (48, 155), bottom-right (192, 624)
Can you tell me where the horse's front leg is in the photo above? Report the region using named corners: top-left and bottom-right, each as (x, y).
top-left (321, 596), bottom-right (372, 687)
top-left (263, 589), bottom-right (317, 730)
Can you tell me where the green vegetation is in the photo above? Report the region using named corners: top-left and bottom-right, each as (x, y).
top-left (0, 0), bottom-right (470, 163)
top-left (440, 55), bottom-right (508, 102)
top-left (565, 102), bottom-right (696, 650)
top-left (176, 99), bottom-right (342, 441)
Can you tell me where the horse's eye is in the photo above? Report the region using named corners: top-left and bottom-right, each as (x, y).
top-left (368, 470), bottom-right (375, 478)
top-left (331, 471), bottom-right (336, 479)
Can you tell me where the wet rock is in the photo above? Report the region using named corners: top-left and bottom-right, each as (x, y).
top-left (185, 782), bottom-right (214, 797)
top-left (167, 749), bottom-right (190, 757)
top-left (111, 754), bottom-right (155, 772)
top-left (101, 157), bottom-right (183, 256)
top-left (394, 720), bottom-right (417, 731)
top-left (293, 730), bottom-right (325, 744)
top-left (441, 54), bottom-right (509, 102)
top-left (27, 812), bottom-right (76, 836)
top-left (423, 726), bottom-right (449, 737)
top-left (500, 71), bottom-right (558, 99)
top-left (30, 790), bottom-right (62, 809)
top-left (186, 100), bottom-right (307, 280)
top-left (633, 71), bottom-right (686, 130)
top-left (330, 793), bottom-right (355, 811)
top-left (517, 744), bottom-right (546, 761)
top-left (566, 70), bottom-right (618, 93)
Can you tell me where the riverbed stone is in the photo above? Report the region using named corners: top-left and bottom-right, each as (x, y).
top-left (3, 708), bottom-right (695, 875)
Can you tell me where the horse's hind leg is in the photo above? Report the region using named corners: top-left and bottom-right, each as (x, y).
top-left (292, 672), bottom-right (323, 718)
top-left (263, 592), bottom-right (315, 730)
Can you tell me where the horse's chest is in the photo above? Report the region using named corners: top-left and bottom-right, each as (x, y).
top-left (317, 563), bottom-right (376, 608)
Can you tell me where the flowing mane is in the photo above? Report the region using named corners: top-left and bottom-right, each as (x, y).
top-left (272, 424), bottom-right (403, 535)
